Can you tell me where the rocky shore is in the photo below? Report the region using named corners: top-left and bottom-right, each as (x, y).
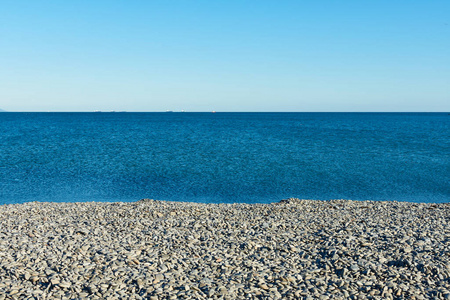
top-left (0, 199), bottom-right (449, 299)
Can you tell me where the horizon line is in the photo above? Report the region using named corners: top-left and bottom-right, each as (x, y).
top-left (1, 111), bottom-right (449, 113)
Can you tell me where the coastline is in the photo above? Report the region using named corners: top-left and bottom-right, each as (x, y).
top-left (0, 199), bottom-right (449, 299)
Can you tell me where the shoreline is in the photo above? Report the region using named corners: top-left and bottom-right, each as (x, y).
top-left (0, 199), bottom-right (449, 299)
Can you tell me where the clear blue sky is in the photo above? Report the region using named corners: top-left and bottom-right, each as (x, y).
top-left (0, 1), bottom-right (449, 112)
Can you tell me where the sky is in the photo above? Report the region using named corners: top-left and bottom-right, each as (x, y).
top-left (0, 1), bottom-right (449, 112)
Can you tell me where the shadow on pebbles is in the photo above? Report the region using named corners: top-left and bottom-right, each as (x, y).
top-left (0, 199), bottom-right (449, 299)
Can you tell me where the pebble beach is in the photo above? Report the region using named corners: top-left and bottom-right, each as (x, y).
top-left (0, 199), bottom-right (449, 299)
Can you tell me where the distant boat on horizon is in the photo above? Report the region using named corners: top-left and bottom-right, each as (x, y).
top-left (166, 110), bottom-right (174, 113)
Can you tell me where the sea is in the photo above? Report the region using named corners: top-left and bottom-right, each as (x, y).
top-left (0, 112), bottom-right (448, 205)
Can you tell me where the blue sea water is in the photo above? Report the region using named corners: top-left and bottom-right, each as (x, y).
top-left (0, 112), bottom-right (448, 205)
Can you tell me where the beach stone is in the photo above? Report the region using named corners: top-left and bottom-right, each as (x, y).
top-left (58, 282), bottom-right (71, 289)
top-left (0, 199), bottom-right (448, 299)
top-left (350, 265), bottom-right (359, 272)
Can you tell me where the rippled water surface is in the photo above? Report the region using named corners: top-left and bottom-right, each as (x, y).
top-left (0, 112), bottom-right (448, 204)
